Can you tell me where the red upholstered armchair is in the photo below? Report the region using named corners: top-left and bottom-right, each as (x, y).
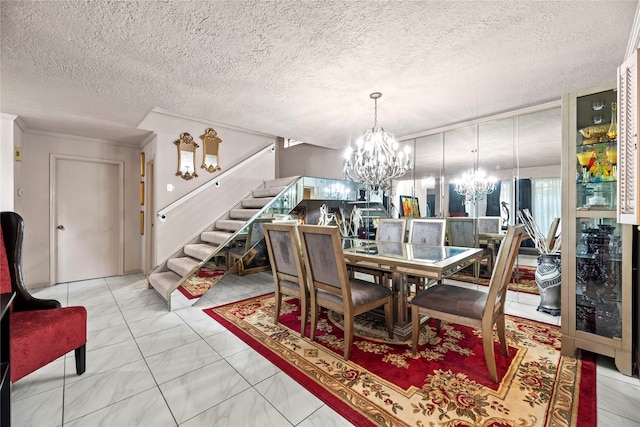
top-left (1, 211), bottom-right (87, 383)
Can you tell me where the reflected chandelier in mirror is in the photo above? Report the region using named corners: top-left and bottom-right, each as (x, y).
top-left (200, 127), bottom-right (222, 173)
top-left (174, 132), bottom-right (199, 180)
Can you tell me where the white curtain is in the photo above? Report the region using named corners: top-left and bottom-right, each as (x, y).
top-left (531, 178), bottom-right (562, 235)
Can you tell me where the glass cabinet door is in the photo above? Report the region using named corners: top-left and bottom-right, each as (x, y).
top-left (574, 217), bottom-right (623, 339)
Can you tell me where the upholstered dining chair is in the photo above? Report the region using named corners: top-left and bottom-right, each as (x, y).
top-left (375, 218), bottom-right (407, 242)
top-left (297, 225), bottom-right (394, 360)
top-left (411, 224), bottom-right (525, 383)
top-left (406, 219), bottom-right (447, 292)
top-left (262, 222), bottom-right (309, 337)
top-left (1, 211), bottom-right (87, 383)
top-left (408, 219), bottom-right (446, 245)
top-left (349, 218), bottom-right (406, 286)
top-left (446, 217), bottom-right (491, 279)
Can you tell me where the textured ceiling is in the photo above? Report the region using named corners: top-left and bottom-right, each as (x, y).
top-left (1, 1), bottom-right (638, 150)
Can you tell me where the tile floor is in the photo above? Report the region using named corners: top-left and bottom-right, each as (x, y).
top-left (9, 263), bottom-right (640, 426)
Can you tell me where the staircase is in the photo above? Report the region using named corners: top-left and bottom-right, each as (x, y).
top-left (148, 176), bottom-right (299, 309)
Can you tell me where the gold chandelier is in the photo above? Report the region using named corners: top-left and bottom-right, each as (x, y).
top-left (343, 92), bottom-right (412, 194)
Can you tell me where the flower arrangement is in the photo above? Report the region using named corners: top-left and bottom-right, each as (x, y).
top-left (516, 209), bottom-right (561, 255)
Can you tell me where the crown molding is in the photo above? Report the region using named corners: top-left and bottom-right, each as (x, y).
top-left (139, 107), bottom-right (276, 138)
top-left (626, 2), bottom-right (640, 60)
top-left (398, 100), bottom-right (561, 142)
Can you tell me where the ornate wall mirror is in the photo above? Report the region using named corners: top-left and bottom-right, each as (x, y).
top-left (200, 127), bottom-right (222, 173)
top-left (174, 132), bottom-right (198, 180)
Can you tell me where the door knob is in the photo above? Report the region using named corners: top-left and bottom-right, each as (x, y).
top-left (57, 225), bottom-right (65, 230)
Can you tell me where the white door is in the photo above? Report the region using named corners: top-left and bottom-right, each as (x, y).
top-left (145, 159), bottom-right (155, 274)
top-left (53, 157), bottom-right (122, 283)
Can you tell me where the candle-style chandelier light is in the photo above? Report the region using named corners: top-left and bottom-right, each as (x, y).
top-left (343, 92), bottom-right (412, 194)
top-left (454, 169), bottom-right (496, 204)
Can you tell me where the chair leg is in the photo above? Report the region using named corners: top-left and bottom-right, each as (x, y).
top-left (274, 292), bottom-right (282, 325)
top-left (344, 314), bottom-right (354, 361)
top-left (411, 305), bottom-right (420, 355)
top-left (482, 332), bottom-right (498, 383)
top-left (435, 319), bottom-right (441, 334)
top-left (75, 344), bottom-right (86, 375)
top-left (310, 304), bottom-right (319, 341)
top-left (496, 316), bottom-right (508, 356)
top-left (299, 295), bottom-right (308, 338)
top-left (384, 298), bottom-right (393, 339)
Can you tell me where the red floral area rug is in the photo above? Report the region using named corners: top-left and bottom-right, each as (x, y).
top-left (178, 264), bottom-right (226, 299)
top-left (448, 265), bottom-right (539, 295)
top-left (204, 294), bottom-right (595, 427)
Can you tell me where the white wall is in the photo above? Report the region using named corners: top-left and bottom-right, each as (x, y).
top-left (19, 131), bottom-right (141, 286)
top-left (139, 110), bottom-right (277, 264)
top-left (0, 114), bottom-right (19, 211)
top-left (277, 142), bottom-right (344, 180)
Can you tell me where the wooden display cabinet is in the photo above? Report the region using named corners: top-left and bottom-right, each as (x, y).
top-left (561, 83), bottom-right (634, 375)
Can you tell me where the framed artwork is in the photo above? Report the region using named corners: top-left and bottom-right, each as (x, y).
top-left (140, 152), bottom-right (145, 177)
top-left (140, 211), bottom-right (144, 235)
top-left (399, 195), bottom-right (420, 218)
top-left (140, 181), bottom-right (145, 206)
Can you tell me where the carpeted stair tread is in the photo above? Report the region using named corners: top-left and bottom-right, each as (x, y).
top-left (167, 256), bottom-right (200, 277)
top-left (184, 243), bottom-right (218, 260)
top-left (215, 219), bottom-right (246, 232)
top-left (230, 208), bottom-right (259, 220)
top-left (201, 230), bottom-right (233, 245)
top-left (148, 271), bottom-right (181, 298)
top-left (252, 186), bottom-right (286, 198)
top-left (241, 197), bottom-right (273, 208)
top-left (263, 176), bottom-right (299, 188)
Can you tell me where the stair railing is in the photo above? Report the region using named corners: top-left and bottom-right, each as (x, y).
top-left (157, 143), bottom-right (275, 222)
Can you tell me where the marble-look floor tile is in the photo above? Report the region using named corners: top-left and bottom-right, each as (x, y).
top-left (181, 387), bottom-right (292, 427)
top-left (63, 388), bottom-right (176, 427)
top-left (597, 373), bottom-right (640, 423)
top-left (298, 405), bottom-right (356, 427)
top-left (30, 284), bottom-right (68, 304)
top-left (225, 348), bottom-right (281, 385)
top-left (120, 300), bottom-right (167, 323)
top-left (64, 339), bottom-right (143, 384)
top-left (83, 299), bottom-right (121, 318)
top-left (159, 359), bottom-right (250, 424)
top-left (136, 323), bottom-right (201, 358)
top-left (86, 323), bottom-right (133, 351)
top-left (597, 355), bottom-right (640, 386)
top-left (126, 311), bottom-right (185, 338)
top-left (204, 329), bottom-right (250, 357)
top-left (105, 274), bottom-right (147, 291)
top-left (11, 386), bottom-right (63, 427)
top-left (67, 292), bottom-right (116, 310)
top-left (63, 359), bottom-right (156, 422)
top-left (11, 358), bottom-right (65, 401)
top-left (504, 301), bottom-right (561, 325)
top-left (146, 340), bottom-right (222, 384)
top-left (175, 305), bottom-right (219, 324)
top-left (187, 316), bottom-right (228, 338)
top-left (114, 288), bottom-right (165, 309)
top-left (86, 310), bottom-right (127, 333)
top-left (254, 371), bottom-right (324, 425)
top-left (598, 408), bottom-right (640, 427)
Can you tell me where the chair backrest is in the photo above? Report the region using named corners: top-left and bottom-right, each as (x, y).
top-left (0, 223), bottom-right (11, 295)
top-left (1, 211), bottom-right (60, 311)
top-left (483, 225), bottom-right (525, 321)
top-left (408, 219), bottom-right (446, 245)
top-left (446, 217), bottom-right (478, 248)
top-left (262, 222), bottom-right (305, 288)
top-left (375, 218), bottom-right (406, 242)
top-left (297, 225), bottom-right (351, 303)
top-left (478, 216), bottom-right (501, 234)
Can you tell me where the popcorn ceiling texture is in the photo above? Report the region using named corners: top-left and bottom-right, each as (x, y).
top-left (0, 1), bottom-right (636, 147)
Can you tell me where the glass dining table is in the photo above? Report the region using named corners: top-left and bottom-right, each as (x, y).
top-left (342, 239), bottom-right (484, 340)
